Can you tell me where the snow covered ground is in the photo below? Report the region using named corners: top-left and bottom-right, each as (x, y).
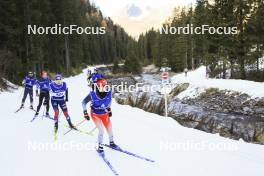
top-left (1, 70), bottom-right (264, 176)
top-left (171, 66), bottom-right (264, 98)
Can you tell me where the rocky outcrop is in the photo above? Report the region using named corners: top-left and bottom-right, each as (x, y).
top-left (168, 100), bottom-right (264, 143)
top-left (169, 83), bottom-right (189, 97)
top-left (112, 75), bottom-right (264, 145)
top-left (115, 91), bottom-right (165, 115)
top-left (183, 88), bottom-right (264, 118)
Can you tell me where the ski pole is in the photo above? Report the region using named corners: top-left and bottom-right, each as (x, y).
top-left (88, 126), bottom-right (97, 134)
top-left (17, 87), bottom-right (24, 101)
top-left (41, 104), bottom-right (47, 120)
top-left (63, 118), bottom-right (87, 135)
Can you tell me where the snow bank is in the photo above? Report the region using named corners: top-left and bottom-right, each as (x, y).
top-left (171, 66), bottom-right (264, 98)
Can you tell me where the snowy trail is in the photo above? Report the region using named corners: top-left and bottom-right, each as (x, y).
top-left (1, 71), bottom-right (264, 176)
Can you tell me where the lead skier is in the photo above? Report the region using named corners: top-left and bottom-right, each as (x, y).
top-left (50, 74), bottom-right (76, 137)
top-left (82, 78), bottom-right (117, 153)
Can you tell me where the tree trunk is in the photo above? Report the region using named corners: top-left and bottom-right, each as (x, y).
top-left (64, 16), bottom-right (70, 75)
top-left (64, 34), bottom-right (70, 74)
top-left (230, 59), bottom-right (234, 78)
top-left (240, 58), bottom-right (246, 79)
top-left (223, 59), bottom-right (226, 79)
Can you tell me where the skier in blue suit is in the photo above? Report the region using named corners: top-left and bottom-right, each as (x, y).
top-left (50, 74), bottom-right (76, 135)
top-left (82, 78), bottom-right (117, 153)
top-left (20, 71), bottom-right (37, 109)
top-left (35, 71), bottom-right (51, 117)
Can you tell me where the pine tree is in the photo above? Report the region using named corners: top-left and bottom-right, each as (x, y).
top-left (0, 0), bottom-right (138, 84)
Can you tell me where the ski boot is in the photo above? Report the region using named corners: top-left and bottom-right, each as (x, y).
top-left (20, 103), bottom-right (24, 109)
top-left (97, 144), bottom-right (104, 153)
top-left (109, 141), bottom-right (118, 149)
top-left (54, 122), bottom-right (58, 141)
top-left (54, 121), bottom-right (58, 132)
top-left (35, 111), bottom-right (39, 116)
top-left (45, 112), bottom-right (50, 118)
top-left (29, 104), bottom-right (33, 110)
top-left (67, 118), bottom-right (77, 130)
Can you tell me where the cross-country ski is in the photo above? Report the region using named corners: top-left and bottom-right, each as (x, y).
top-left (96, 149), bottom-right (119, 176)
top-left (30, 115), bottom-right (38, 122)
top-left (103, 144), bottom-right (155, 163)
top-left (14, 107), bottom-right (24, 113)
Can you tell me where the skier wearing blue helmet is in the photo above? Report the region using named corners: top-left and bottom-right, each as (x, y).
top-left (50, 74), bottom-right (76, 140)
top-left (87, 67), bottom-right (105, 87)
top-left (20, 71), bottom-right (37, 110)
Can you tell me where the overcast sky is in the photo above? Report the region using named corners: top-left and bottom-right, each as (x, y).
top-left (91, 0), bottom-right (196, 38)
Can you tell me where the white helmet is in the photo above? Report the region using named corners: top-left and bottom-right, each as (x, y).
top-left (87, 67), bottom-right (98, 76)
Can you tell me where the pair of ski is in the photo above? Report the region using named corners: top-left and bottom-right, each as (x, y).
top-left (28, 112), bottom-right (93, 140)
top-left (38, 115), bottom-right (94, 140)
top-left (55, 123), bottom-right (94, 140)
top-left (54, 124), bottom-right (93, 141)
top-left (33, 112), bottom-right (93, 135)
top-left (97, 144), bottom-right (155, 176)
top-left (53, 119), bottom-right (94, 141)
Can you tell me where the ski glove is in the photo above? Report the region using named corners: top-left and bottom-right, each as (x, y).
top-left (22, 80), bottom-right (25, 86)
top-left (83, 110), bottom-right (90, 120)
top-left (36, 90), bottom-right (39, 97)
top-left (107, 108), bottom-right (112, 117)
